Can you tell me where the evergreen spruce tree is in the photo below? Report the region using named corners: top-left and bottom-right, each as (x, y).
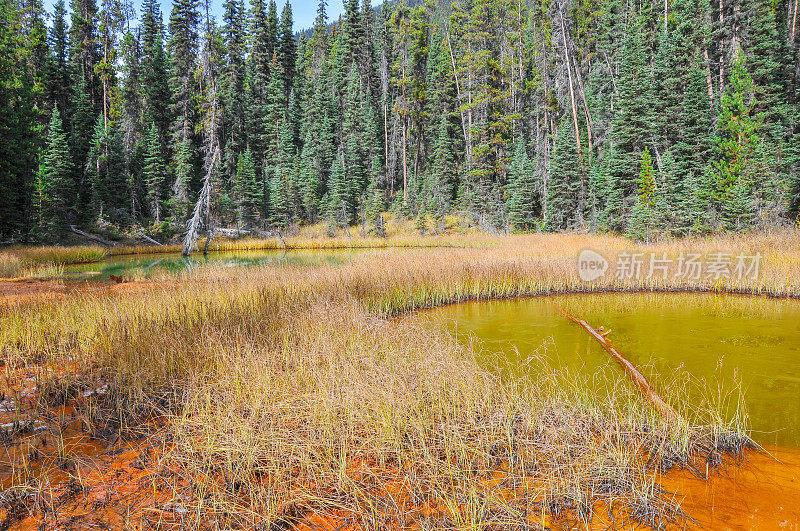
top-left (69, 0), bottom-right (101, 107)
top-left (222, 0), bottom-right (247, 183)
top-left (671, 61), bottom-right (715, 232)
top-left (628, 147), bottom-right (659, 241)
top-left (143, 122), bottom-right (167, 223)
top-left (277, 2), bottom-right (296, 100)
top-left (37, 109), bottom-right (74, 240)
top-left (507, 137), bottom-right (539, 230)
top-left (306, 65), bottom-right (338, 208)
top-left (120, 30), bottom-right (144, 219)
top-left (88, 115), bottom-right (129, 225)
top-left (167, 0), bottom-right (200, 223)
top-left (607, 14), bottom-right (653, 214)
top-left (714, 56), bottom-right (764, 231)
top-left (245, 0), bottom-right (279, 176)
top-left (69, 74), bottom-right (97, 219)
top-left (326, 153), bottom-right (349, 226)
top-left (342, 64), bottom-right (367, 218)
top-left (4, 0), bottom-right (800, 240)
top-left (297, 129), bottom-right (322, 222)
top-left (234, 148), bottom-right (262, 229)
top-left (46, 0), bottom-right (72, 117)
top-left (0, 0), bottom-right (39, 239)
top-left (140, 0), bottom-right (171, 149)
top-left (270, 117), bottom-right (296, 227)
top-left (547, 121), bottom-right (582, 230)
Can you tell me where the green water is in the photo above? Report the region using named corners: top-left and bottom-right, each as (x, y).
top-left (62, 248), bottom-right (368, 280)
top-left (426, 293), bottom-right (800, 447)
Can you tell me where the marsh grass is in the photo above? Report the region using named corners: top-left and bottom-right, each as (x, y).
top-left (1, 231), bottom-right (794, 528)
top-left (0, 246), bottom-right (107, 279)
top-left (163, 306), bottom-right (748, 528)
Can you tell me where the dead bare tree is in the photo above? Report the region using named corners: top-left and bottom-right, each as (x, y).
top-left (183, 0), bottom-right (221, 257)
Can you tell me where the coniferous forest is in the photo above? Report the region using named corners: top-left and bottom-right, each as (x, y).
top-left (1, 0), bottom-right (799, 244)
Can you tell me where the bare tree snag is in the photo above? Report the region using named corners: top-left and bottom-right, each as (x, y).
top-left (559, 7), bottom-right (585, 224)
top-left (446, 31), bottom-right (469, 152)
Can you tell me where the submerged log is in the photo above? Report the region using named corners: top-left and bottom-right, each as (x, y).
top-left (549, 301), bottom-right (684, 425)
top-left (69, 225), bottom-right (117, 247)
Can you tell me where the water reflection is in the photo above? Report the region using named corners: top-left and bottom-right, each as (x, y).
top-left (62, 248), bottom-right (367, 281)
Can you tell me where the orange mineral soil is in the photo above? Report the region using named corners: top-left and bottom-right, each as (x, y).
top-left (288, 447), bottom-right (800, 531)
top-left (2, 424), bottom-right (799, 529)
top-left (2, 359), bottom-right (798, 529)
top-left (662, 445), bottom-right (800, 530)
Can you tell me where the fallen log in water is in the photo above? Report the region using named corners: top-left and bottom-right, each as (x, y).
top-left (549, 300), bottom-right (684, 425)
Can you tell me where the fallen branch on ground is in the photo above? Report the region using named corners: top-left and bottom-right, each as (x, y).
top-left (69, 226), bottom-right (117, 247)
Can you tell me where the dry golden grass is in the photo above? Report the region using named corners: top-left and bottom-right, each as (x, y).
top-left (2, 230), bottom-right (797, 528)
top-left (0, 245), bottom-right (107, 278)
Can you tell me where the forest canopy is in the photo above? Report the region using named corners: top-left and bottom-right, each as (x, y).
top-left (1, 0), bottom-right (799, 243)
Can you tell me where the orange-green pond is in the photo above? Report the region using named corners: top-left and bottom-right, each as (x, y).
top-left (425, 292), bottom-right (800, 448)
top-left (426, 292), bottom-right (800, 527)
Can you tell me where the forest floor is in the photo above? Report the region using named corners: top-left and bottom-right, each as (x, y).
top-left (1, 230), bottom-right (799, 530)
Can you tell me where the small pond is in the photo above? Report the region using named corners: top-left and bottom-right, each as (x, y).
top-left (426, 292), bottom-right (800, 447)
top-left (62, 248), bottom-right (370, 281)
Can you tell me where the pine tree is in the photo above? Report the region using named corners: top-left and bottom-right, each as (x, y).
top-left (69, 0), bottom-right (101, 107)
top-left (0, 0), bottom-right (38, 239)
top-left (305, 64), bottom-right (337, 209)
top-left (22, 0), bottom-right (49, 128)
top-left (270, 115), bottom-right (296, 228)
top-left (245, 0), bottom-right (279, 176)
top-left (389, 3), bottom-right (428, 207)
top-left (741, 0), bottom-right (785, 137)
top-left (455, 0), bottom-right (516, 214)
top-left (507, 137), bottom-right (539, 230)
top-left (342, 64), bottom-right (367, 218)
top-left (421, 114), bottom-right (457, 216)
top-left (670, 61), bottom-right (715, 233)
top-left (297, 129), bottom-right (322, 222)
top-left (608, 14), bottom-right (653, 198)
top-left (326, 153), bottom-right (349, 226)
top-left (120, 30), bottom-right (144, 218)
top-left (37, 108), bottom-right (74, 240)
top-left (96, 0), bottom-right (126, 126)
